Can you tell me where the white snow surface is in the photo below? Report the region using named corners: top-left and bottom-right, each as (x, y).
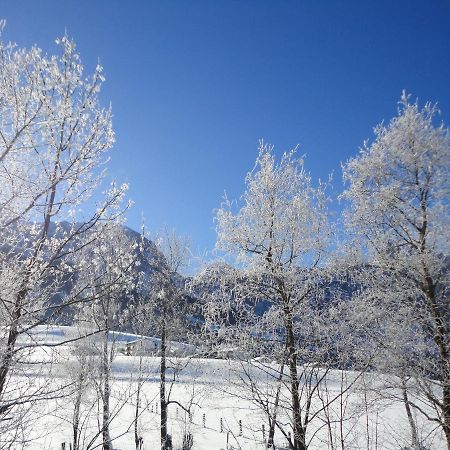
top-left (6, 326), bottom-right (446, 450)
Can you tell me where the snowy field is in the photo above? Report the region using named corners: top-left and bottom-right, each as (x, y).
top-left (6, 326), bottom-right (447, 450)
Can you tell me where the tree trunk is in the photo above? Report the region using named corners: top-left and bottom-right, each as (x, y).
top-left (268, 362), bottom-right (285, 448)
top-left (443, 384), bottom-right (450, 450)
top-left (135, 359), bottom-right (142, 450)
top-left (72, 373), bottom-right (84, 450)
top-left (0, 302), bottom-right (20, 400)
top-left (267, 391), bottom-right (279, 448)
top-left (160, 320), bottom-right (168, 450)
top-left (401, 377), bottom-right (420, 450)
top-left (284, 302), bottom-right (306, 450)
top-left (268, 398), bottom-right (279, 448)
top-left (102, 331), bottom-right (111, 450)
top-left (0, 284), bottom-right (31, 418)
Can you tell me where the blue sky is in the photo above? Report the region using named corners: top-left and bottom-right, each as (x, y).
top-left (2, 1), bottom-right (450, 261)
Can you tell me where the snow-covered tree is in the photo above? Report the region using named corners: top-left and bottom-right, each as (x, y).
top-left (136, 227), bottom-right (192, 450)
top-left (202, 141), bottom-right (332, 450)
top-left (155, 229), bottom-right (191, 450)
top-left (74, 223), bottom-right (138, 450)
top-left (342, 93), bottom-right (450, 448)
top-left (0, 28), bottom-right (127, 444)
top-left (61, 326), bottom-right (99, 450)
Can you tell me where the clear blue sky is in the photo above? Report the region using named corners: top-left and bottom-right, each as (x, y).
top-left (2, 1), bottom-right (450, 260)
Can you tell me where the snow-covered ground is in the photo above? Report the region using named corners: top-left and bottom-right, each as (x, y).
top-left (6, 326), bottom-right (447, 450)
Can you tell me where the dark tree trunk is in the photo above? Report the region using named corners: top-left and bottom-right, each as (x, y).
top-left (160, 320), bottom-right (168, 450)
top-left (135, 358), bottom-right (143, 450)
top-left (102, 331), bottom-right (111, 450)
top-left (0, 297), bottom-right (21, 400)
top-left (284, 300), bottom-right (306, 450)
top-left (72, 371), bottom-right (84, 450)
top-left (267, 391), bottom-right (279, 448)
top-left (268, 362), bottom-right (285, 449)
top-left (401, 377), bottom-right (420, 450)
top-left (443, 385), bottom-right (450, 450)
